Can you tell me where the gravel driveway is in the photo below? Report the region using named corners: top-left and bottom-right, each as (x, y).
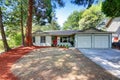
top-left (11, 48), bottom-right (119, 80)
top-left (79, 49), bottom-right (120, 79)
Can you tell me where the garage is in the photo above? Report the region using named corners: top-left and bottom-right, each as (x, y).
top-left (94, 35), bottom-right (109, 48)
top-left (77, 36), bottom-right (92, 48)
top-left (75, 28), bottom-right (112, 48)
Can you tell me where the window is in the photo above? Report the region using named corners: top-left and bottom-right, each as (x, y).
top-left (40, 36), bottom-right (46, 43)
top-left (60, 36), bottom-right (70, 43)
top-left (32, 37), bottom-right (35, 43)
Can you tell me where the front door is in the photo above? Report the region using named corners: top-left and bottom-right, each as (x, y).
top-left (52, 36), bottom-right (57, 46)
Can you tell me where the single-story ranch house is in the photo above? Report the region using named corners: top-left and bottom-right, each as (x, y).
top-left (32, 28), bottom-right (112, 48)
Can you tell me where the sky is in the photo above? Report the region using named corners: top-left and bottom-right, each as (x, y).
top-left (55, 1), bottom-right (85, 27)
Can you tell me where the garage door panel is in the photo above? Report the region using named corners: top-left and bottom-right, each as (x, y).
top-left (94, 36), bottom-right (109, 48)
top-left (78, 36), bottom-right (91, 48)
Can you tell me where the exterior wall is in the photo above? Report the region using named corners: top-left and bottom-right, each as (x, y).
top-left (75, 34), bottom-right (78, 48)
top-left (33, 33), bottom-right (111, 48)
top-left (46, 36), bottom-right (52, 46)
top-left (75, 33), bottom-right (111, 48)
top-left (34, 36), bottom-right (51, 46)
top-left (57, 36), bottom-right (60, 45)
top-left (34, 36), bottom-right (40, 46)
top-left (110, 33), bottom-right (112, 48)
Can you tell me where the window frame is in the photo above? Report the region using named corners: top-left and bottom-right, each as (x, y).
top-left (32, 37), bottom-right (35, 43)
top-left (60, 36), bottom-right (70, 43)
top-left (40, 36), bottom-right (46, 43)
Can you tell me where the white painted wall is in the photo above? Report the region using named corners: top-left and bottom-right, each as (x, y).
top-left (34, 36), bottom-right (40, 46)
top-left (45, 36), bottom-right (52, 46)
top-left (75, 35), bottom-right (77, 48)
top-left (34, 36), bottom-right (51, 46)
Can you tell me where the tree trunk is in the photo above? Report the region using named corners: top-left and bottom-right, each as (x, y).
top-left (25, 0), bottom-right (33, 46)
top-left (0, 7), bottom-right (11, 51)
top-left (20, 1), bottom-right (25, 46)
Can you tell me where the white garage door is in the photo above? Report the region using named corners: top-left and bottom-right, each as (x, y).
top-left (94, 35), bottom-right (109, 48)
top-left (78, 36), bottom-right (91, 48)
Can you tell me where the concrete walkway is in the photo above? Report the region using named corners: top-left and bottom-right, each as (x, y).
top-left (79, 49), bottom-right (120, 79)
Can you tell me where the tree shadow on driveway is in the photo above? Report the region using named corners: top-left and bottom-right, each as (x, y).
top-left (11, 48), bottom-right (119, 80)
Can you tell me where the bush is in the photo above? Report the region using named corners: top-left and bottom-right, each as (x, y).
top-left (51, 44), bottom-right (54, 47)
top-left (8, 32), bottom-right (22, 48)
top-left (65, 44), bottom-right (69, 48)
top-left (0, 40), bottom-right (4, 52)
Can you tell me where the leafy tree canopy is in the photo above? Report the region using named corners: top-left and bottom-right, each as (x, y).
top-left (102, 0), bottom-right (120, 17)
top-left (63, 11), bottom-right (84, 30)
top-left (71, 0), bottom-right (94, 8)
top-left (34, 0), bottom-right (65, 25)
top-left (32, 21), bottom-right (60, 32)
top-left (79, 3), bottom-right (105, 30)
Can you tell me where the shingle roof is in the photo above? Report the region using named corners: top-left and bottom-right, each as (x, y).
top-left (106, 17), bottom-right (120, 35)
top-left (77, 27), bottom-right (111, 34)
top-left (33, 30), bottom-right (80, 36)
top-left (47, 30), bottom-right (79, 35)
top-left (33, 27), bottom-right (111, 36)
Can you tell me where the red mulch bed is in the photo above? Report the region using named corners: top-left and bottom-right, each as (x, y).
top-left (0, 46), bottom-right (47, 80)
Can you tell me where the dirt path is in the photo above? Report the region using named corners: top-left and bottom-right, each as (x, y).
top-left (11, 48), bottom-right (119, 80)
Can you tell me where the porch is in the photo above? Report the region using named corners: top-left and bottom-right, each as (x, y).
top-left (52, 35), bottom-right (75, 47)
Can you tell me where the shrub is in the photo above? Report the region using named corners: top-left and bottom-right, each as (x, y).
top-left (8, 32), bottom-right (22, 48)
top-left (66, 44), bottom-right (69, 48)
top-left (0, 41), bottom-right (4, 52)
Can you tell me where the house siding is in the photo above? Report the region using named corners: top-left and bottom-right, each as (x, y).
top-left (75, 34), bottom-right (77, 48)
top-left (34, 36), bottom-right (40, 46)
top-left (46, 36), bottom-right (52, 46)
top-left (34, 36), bottom-right (51, 46)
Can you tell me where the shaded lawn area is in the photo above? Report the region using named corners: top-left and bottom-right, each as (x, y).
top-left (0, 46), bottom-right (45, 80)
top-left (11, 48), bottom-right (119, 80)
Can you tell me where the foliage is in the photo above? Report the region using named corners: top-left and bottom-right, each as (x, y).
top-left (65, 44), bottom-right (69, 48)
top-left (34, 0), bottom-right (65, 25)
top-left (32, 22), bottom-right (60, 32)
top-left (34, 0), bottom-right (52, 25)
top-left (1, 0), bottom-right (27, 47)
top-left (0, 0), bottom-right (99, 48)
top-left (71, 0), bottom-right (95, 8)
top-left (102, 0), bottom-right (120, 17)
top-left (8, 32), bottom-right (22, 48)
top-left (63, 11), bottom-right (84, 30)
top-left (0, 4), bottom-right (11, 51)
top-left (79, 4), bottom-right (105, 30)
top-left (0, 40), bottom-right (4, 52)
